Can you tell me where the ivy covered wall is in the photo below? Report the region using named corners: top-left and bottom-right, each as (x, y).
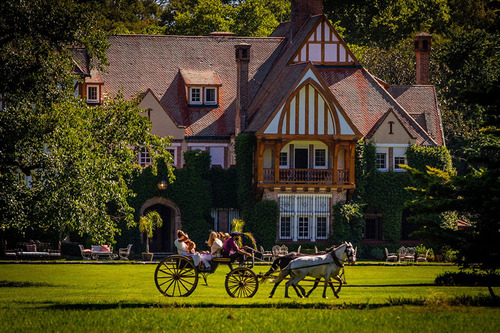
top-left (332, 140), bottom-right (453, 251)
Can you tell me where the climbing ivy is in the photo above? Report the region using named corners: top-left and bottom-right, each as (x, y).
top-left (235, 132), bottom-right (256, 219)
top-left (333, 141), bottom-right (453, 246)
top-left (208, 166), bottom-right (238, 209)
top-left (245, 200), bottom-right (279, 249)
top-left (406, 145), bottom-right (453, 172)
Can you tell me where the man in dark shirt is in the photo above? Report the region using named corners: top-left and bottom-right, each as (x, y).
top-left (222, 232), bottom-right (251, 265)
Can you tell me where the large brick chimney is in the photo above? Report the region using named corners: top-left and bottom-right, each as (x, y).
top-left (235, 43), bottom-right (251, 135)
top-left (415, 33), bottom-right (432, 85)
top-left (291, 0), bottom-right (323, 35)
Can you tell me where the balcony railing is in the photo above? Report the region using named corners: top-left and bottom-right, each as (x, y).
top-left (263, 168), bottom-right (350, 185)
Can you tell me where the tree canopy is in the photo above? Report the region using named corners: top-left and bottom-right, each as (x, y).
top-left (404, 80), bottom-right (500, 272)
top-left (0, 0), bottom-right (173, 243)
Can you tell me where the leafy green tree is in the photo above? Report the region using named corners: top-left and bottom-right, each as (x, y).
top-left (433, 28), bottom-right (500, 172)
top-left (139, 210), bottom-right (163, 253)
top-left (232, 0), bottom-right (280, 36)
top-left (324, 0), bottom-right (450, 47)
top-left (0, 0), bottom-right (173, 243)
top-left (98, 0), bottom-right (167, 34)
top-left (163, 0), bottom-right (289, 36)
top-left (169, 0), bottom-right (235, 35)
top-left (404, 80), bottom-right (500, 276)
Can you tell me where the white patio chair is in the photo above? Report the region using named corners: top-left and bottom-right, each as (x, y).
top-left (272, 245), bottom-right (281, 260)
top-left (79, 245), bottom-right (92, 260)
top-left (259, 245), bottom-right (273, 261)
top-left (119, 244), bottom-right (133, 260)
top-left (416, 248), bottom-right (430, 262)
top-left (385, 248), bottom-right (397, 262)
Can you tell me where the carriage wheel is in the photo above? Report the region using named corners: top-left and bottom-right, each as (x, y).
top-left (225, 267), bottom-right (259, 298)
top-left (154, 255), bottom-right (198, 297)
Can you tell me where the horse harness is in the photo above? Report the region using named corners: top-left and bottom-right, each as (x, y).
top-left (289, 250), bottom-right (345, 271)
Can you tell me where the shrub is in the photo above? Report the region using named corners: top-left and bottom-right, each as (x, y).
top-left (435, 271), bottom-right (500, 286)
top-left (245, 200), bottom-right (278, 249)
top-left (370, 247), bottom-right (385, 260)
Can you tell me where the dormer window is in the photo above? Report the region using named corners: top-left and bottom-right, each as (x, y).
top-left (86, 85), bottom-right (99, 103)
top-left (188, 86), bottom-right (218, 106)
top-left (180, 69), bottom-right (222, 107)
top-left (205, 87), bottom-right (217, 105)
top-left (190, 87), bottom-right (202, 104)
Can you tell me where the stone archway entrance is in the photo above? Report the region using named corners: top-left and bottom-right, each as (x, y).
top-left (140, 198), bottom-right (181, 252)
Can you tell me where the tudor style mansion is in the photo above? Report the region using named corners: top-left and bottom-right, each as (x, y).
top-left (72, 0), bottom-right (444, 251)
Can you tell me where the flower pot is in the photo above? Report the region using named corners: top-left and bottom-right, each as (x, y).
top-left (142, 252), bottom-right (154, 261)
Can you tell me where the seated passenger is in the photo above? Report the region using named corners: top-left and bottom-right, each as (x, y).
top-left (208, 231), bottom-right (223, 258)
top-left (174, 230), bottom-right (189, 255)
top-left (186, 240), bottom-right (196, 254)
top-left (222, 232), bottom-right (251, 265)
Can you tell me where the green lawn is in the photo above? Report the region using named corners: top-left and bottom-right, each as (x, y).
top-left (0, 263), bottom-right (498, 332)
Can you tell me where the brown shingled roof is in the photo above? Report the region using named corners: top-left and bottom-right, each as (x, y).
top-left (387, 85), bottom-right (444, 145)
top-left (319, 67), bottom-right (438, 146)
top-left (101, 34), bottom-right (285, 137)
top-left (88, 16), bottom-right (443, 146)
top-left (180, 69), bottom-right (222, 86)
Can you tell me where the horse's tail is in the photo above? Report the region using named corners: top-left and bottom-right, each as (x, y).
top-left (269, 262), bottom-right (292, 284)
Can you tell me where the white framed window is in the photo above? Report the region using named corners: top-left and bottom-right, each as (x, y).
top-left (376, 153), bottom-right (387, 171)
top-left (86, 85), bottom-right (99, 103)
top-left (316, 216), bottom-right (328, 239)
top-left (393, 147), bottom-right (407, 171)
top-left (314, 149), bottom-right (326, 168)
top-left (205, 87), bottom-right (217, 105)
top-left (279, 152), bottom-right (288, 167)
top-left (138, 147), bottom-right (152, 168)
top-left (190, 88), bottom-right (202, 104)
top-left (279, 216), bottom-right (292, 239)
top-left (298, 216), bottom-right (310, 239)
top-left (278, 194), bottom-right (331, 241)
top-left (394, 156), bottom-right (405, 170)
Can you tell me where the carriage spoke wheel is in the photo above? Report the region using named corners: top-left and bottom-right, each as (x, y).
top-left (154, 255), bottom-right (198, 297)
top-left (225, 267), bottom-right (258, 298)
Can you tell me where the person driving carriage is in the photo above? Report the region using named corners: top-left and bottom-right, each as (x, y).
top-left (222, 232), bottom-right (251, 265)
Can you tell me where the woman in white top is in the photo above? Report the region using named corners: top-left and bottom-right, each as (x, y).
top-left (208, 231), bottom-right (223, 257)
top-left (174, 230), bottom-right (189, 255)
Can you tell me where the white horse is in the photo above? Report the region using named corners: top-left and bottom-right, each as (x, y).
top-left (271, 242), bottom-right (356, 299)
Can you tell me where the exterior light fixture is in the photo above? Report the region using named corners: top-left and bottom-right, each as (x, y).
top-left (157, 179), bottom-right (168, 190)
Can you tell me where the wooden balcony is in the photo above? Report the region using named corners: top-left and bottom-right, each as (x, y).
top-left (262, 168), bottom-right (351, 185)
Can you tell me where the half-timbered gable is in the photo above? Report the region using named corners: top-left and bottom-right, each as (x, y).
top-left (291, 16), bottom-right (358, 66)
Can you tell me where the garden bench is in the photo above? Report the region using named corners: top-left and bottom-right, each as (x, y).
top-left (6, 241), bottom-right (61, 259)
top-left (398, 246), bottom-right (416, 263)
top-left (91, 245), bottom-right (118, 260)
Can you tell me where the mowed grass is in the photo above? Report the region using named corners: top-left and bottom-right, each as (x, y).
top-left (0, 262), bottom-right (498, 332)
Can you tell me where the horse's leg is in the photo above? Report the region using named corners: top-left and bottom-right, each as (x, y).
top-left (269, 280), bottom-right (280, 298)
top-left (295, 283), bottom-right (306, 297)
top-left (305, 280), bottom-right (319, 298)
top-left (284, 280), bottom-right (293, 298)
top-left (331, 276), bottom-right (342, 298)
top-left (322, 275), bottom-right (330, 299)
top-left (292, 284), bottom-right (303, 298)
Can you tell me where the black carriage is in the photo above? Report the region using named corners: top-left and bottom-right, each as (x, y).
top-left (154, 253), bottom-right (258, 298)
